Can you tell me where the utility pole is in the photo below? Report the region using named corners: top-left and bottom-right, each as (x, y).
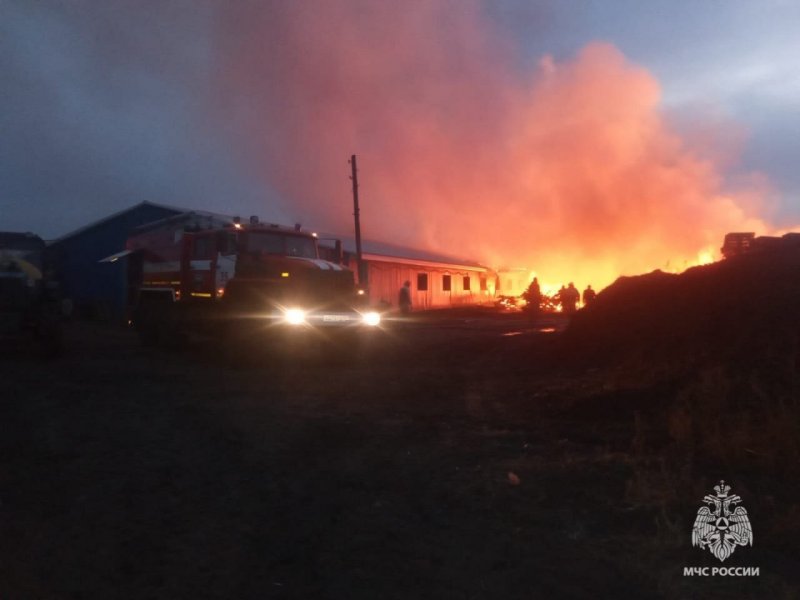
top-left (349, 154), bottom-right (367, 288)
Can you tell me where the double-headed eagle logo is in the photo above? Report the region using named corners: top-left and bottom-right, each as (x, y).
top-left (692, 480), bottom-right (753, 562)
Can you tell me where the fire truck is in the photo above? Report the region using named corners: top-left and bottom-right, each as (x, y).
top-left (117, 214), bottom-right (382, 347)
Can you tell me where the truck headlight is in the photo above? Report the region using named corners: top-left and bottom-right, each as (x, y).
top-left (284, 308), bottom-right (306, 325)
top-left (362, 311), bottom-right (381, 327)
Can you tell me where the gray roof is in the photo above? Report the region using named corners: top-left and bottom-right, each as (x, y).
top-left (320, 234), bottom-right (487, 270)
top-left (46, 200), bottom-right (489, 270)
top-left (49, 201), bottom-right (186, 244)
top-left (130, 209), bottom-right (234, 233)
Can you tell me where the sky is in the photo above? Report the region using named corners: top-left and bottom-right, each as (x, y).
top-left (2, 0), bottom-right (799, 288)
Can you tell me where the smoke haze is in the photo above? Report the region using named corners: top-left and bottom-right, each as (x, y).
top-left (216, 1), bottom-right (769, 289)
top-left (2, 1), bottom-right (783, 291)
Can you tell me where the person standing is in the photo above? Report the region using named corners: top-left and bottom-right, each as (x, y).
top-left (582, 284), bottom-right (597, 306)
top-left (522, 277), bottom-right (541, 318)
top-left (555, 285), bottom-right (566, 312)
top-left (562, 282), bottom-right (579, 314)
top-left (399, 280), bottom-right (412, 315)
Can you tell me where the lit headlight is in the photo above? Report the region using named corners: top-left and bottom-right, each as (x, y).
top-left (362, 311), bottom-right (381, 327)
top-left (284, 308), bottom-right (306, 325)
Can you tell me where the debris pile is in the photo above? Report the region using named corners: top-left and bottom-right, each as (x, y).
top-left (565, 247), bottom-right (800, 372)
top-left (557, 245), bottom-right (800, 480)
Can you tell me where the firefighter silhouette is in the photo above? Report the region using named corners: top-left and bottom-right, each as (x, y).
top-left (555, 285), bottom-right (566, 311)
top-left (582, 284), bottom-right (596, 306)
top-left (562, 282), bottom-right (579, 314)
top-left (399, 280), bottom-right (412, 315)
top-left (522, 277), bottom-right (541, 314)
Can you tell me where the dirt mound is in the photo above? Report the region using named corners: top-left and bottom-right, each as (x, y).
top-left (564, 247), bottom-right (800, 370)
top-left (559, 247), bottom-right (800, 487)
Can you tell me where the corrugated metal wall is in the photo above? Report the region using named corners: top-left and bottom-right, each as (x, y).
top-left (47, 204), bottom-right (182, 319)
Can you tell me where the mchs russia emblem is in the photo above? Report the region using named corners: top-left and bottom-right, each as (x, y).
top-left (692, 480), bottom-right (753, 562)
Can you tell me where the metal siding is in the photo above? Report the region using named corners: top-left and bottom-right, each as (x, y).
top-left (48, 204), bottom-right (181, 319)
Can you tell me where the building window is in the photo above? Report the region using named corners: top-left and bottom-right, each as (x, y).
top-left (463, 276), bottom-right (471, 291)
top-left (480, 276), bottom-right (487, 291)
top-left (443, 274), bottom-right (451, 291)
top-left (417, 273), bottom-right (428, 291)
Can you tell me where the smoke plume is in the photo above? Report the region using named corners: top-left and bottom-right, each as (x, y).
top-left (216, 1), bottom-right (769, 290)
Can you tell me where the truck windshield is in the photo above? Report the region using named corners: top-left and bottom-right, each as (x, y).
top-left (247, 232), bottom-right (317, 259)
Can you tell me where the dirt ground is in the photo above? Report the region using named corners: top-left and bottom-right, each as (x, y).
top-left (2, 311), bottom-right (797, 599)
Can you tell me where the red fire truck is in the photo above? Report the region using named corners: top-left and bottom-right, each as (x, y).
top-left (118, 214), bottom-right (382, 347)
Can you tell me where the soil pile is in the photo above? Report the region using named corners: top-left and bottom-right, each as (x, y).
top-left (559, 246), bottom-right (800, 478)
top-left (564, 247), bottom-right (800, 372)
